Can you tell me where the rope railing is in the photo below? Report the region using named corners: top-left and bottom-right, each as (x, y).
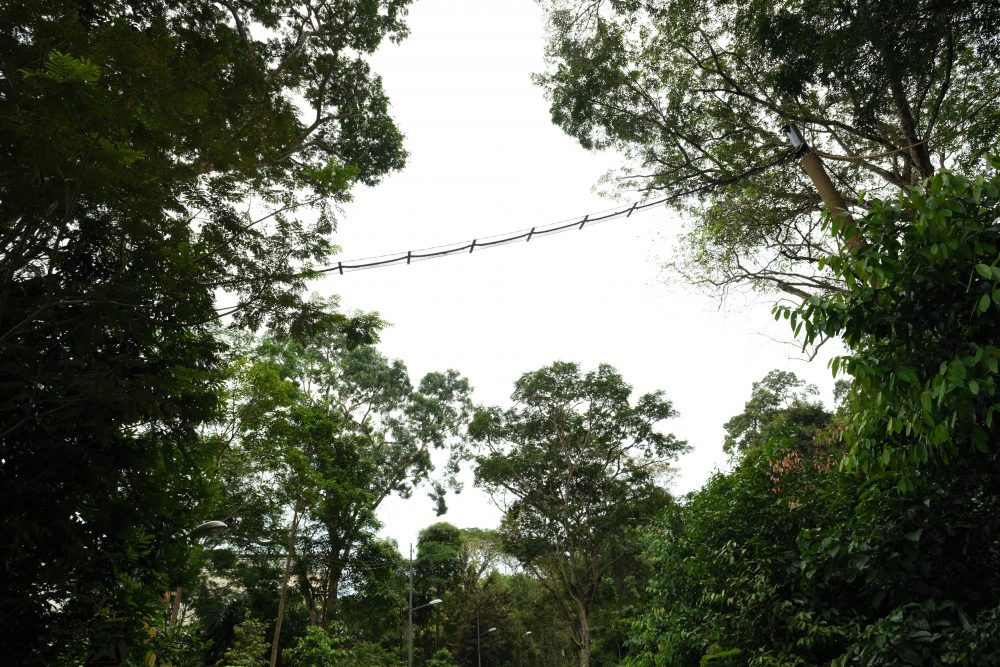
top-left (314, 150), bottom-right (798, 275)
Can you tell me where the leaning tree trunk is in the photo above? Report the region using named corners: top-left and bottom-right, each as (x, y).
top-left (269, 505), bottom-right (300, 667)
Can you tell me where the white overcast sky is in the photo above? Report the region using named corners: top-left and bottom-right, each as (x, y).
top-left (315, 0), bottom-right (842, 552)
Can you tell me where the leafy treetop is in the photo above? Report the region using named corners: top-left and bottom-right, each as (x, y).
top-left (537, 0), bottom-right (1000, 297)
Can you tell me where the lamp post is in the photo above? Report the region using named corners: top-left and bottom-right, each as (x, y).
top-left (408, 597), bottom-right (442, 667)
top-left (408, 540), bottom-right (443, 667)
top-left (169, 521), bottom-right (228, 627)
top-left (476, 610), bottom-right (496, 667)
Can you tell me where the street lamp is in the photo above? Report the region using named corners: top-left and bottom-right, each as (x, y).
top-left (406, 542), bottom-right (443, 667)
top-left (408, 597), bottom-right (442, 667)
top-left (476, 610), bottom-right (496, 667)
top-left (170, 521), bottom-right (228, 627)
top-left (522, 631), bottom-right (533, 667)
top-left (190, 520), bottom-right (228, 540)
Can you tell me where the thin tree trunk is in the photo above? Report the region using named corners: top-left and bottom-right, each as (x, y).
top-left (168, 586), bottom-right (183, 628)
top-left (269, 505), bottom-right (300, 667)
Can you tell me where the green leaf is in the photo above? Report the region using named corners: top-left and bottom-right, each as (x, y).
top-left (920, 391), bottom-right (933, 416)
top-left (880, 448), bottom-right (892, 466)
top-left (904, 529), bottom-right (923, 542)
top-left (21, 50), bottom-right (101, 84)
top-left (975, 263), bottom-right (993, 279)
top-left (978, 293), bottom-right (992, 314)
top-left (896, 366), bottom-right (918, 385)
top-left (972, 427), bottom-right (989, 453)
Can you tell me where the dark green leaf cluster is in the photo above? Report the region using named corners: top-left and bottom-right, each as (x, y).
top-left (408, 523), bottom-right (571, 667)
top-left (221, 612), bottom-right (270, 667)
top-left (628, 169), bottom-right (1000, 665)
top-left (1, 1), bottom-right (412, 661)
top-left (779, 159), bottom-right (1000, 479)
top-left (627, 369), bottom-right (1000, 666)
top-left (722, 369), bottom-right (825, 454)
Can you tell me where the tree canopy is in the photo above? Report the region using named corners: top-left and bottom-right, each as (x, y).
top-left (782, 159), bottom-right (1000, 479)
top-left (538, 0), bottom-right (1000, 297)
top-left (5, 2), bottom-right (1000, 665)
top-left (210, 317), bottom-right (471, 633)
top-left (471, 361), bottom-right (686, 667)
top-left (1, 0), bottom-right (412, 661)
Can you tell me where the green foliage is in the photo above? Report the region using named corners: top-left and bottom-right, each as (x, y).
top-left (472, 361), bottom-right (685, 666)
top-left (626, 425), bottom-right (850, 666)
top-left (425, 647), bottom-right (460, 667)
top-left (723, 369), bottom-right (825, 454)
top-left (343, 640), bottom-right (397, 667)
top-left (779, 160), bottom-right (1000, 479)
top-left (221, 612), bottom-right (269, 667)
top-left (283, 626), bottom-right (351, 667)
top-left (283, 623), bottom-right (396, 667)
top-left (537, 0), bottom-right (1000, 296)
top-left (202, 314), bottom-right (470, 637)
top-left (940, 604), bottom-right (1000, 665)
top-left (629, 364), bottom-right (1000, 665)
top-left (337, 539), bottom-right (407, 643)
top-left (147, 619), bottom-right (212, 667)
top-left (20, 49), bottom-right (101, 83)
top-left (416, 522), bottom-right (465, 601)
top-left (406, 524), bottom-right (554, 667)
top-left (1, 0), bottom-right (413, 660)
top-left (700, 645), bottom-right (742, 667)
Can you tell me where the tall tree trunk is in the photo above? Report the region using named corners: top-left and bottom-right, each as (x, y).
top-left (321, 523), bottom-right (356, 627)
top-left (321, 557), bottom-right (344, 627)
top-left (269, 505), bottom-right (300, 667)
top-left (577, 601), bottom-right (590, 667)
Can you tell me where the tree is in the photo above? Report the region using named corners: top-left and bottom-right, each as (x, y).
top-left (470, 362), bottom-right (686, 667)
top-left (722, 369), bottom-right (827, 453)
top-left (445, 541), bottom-right (518, 667)
top-left (223, 613), bottom-right (270, 667)
top-left (283, 625), bottom-right (351, 667)
top-left (415, 522), bottom-right (465, 602)
top-left (425, 648), bottom-right (460, 667)
top-left (410, 525), bottom-right (520, 666)
top-left (1, 1), bottom-right (412, 660)
top-left (537, 0), bottom-right (1000, 297)
top-left (337, 538), bottom-right (407, 645)
top-left (769, 163), bottom-right (1000, 658)
top-left (626, 367), bottom-right (1000, 665)
top-left (626, 372), bottom-right (845, 666)
top-left (402, 521), bottom-right (571, 666)
top-left (412, 522), bottom-right (464, 658)
top-left (783, 160), bottom-right (1000, 478)
top-left (627, 167), bottom-right (1000, 661)
top-left (2, 0), bottom-right (409, 333)
top-left (211, 314), bottom-right (471, 656)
